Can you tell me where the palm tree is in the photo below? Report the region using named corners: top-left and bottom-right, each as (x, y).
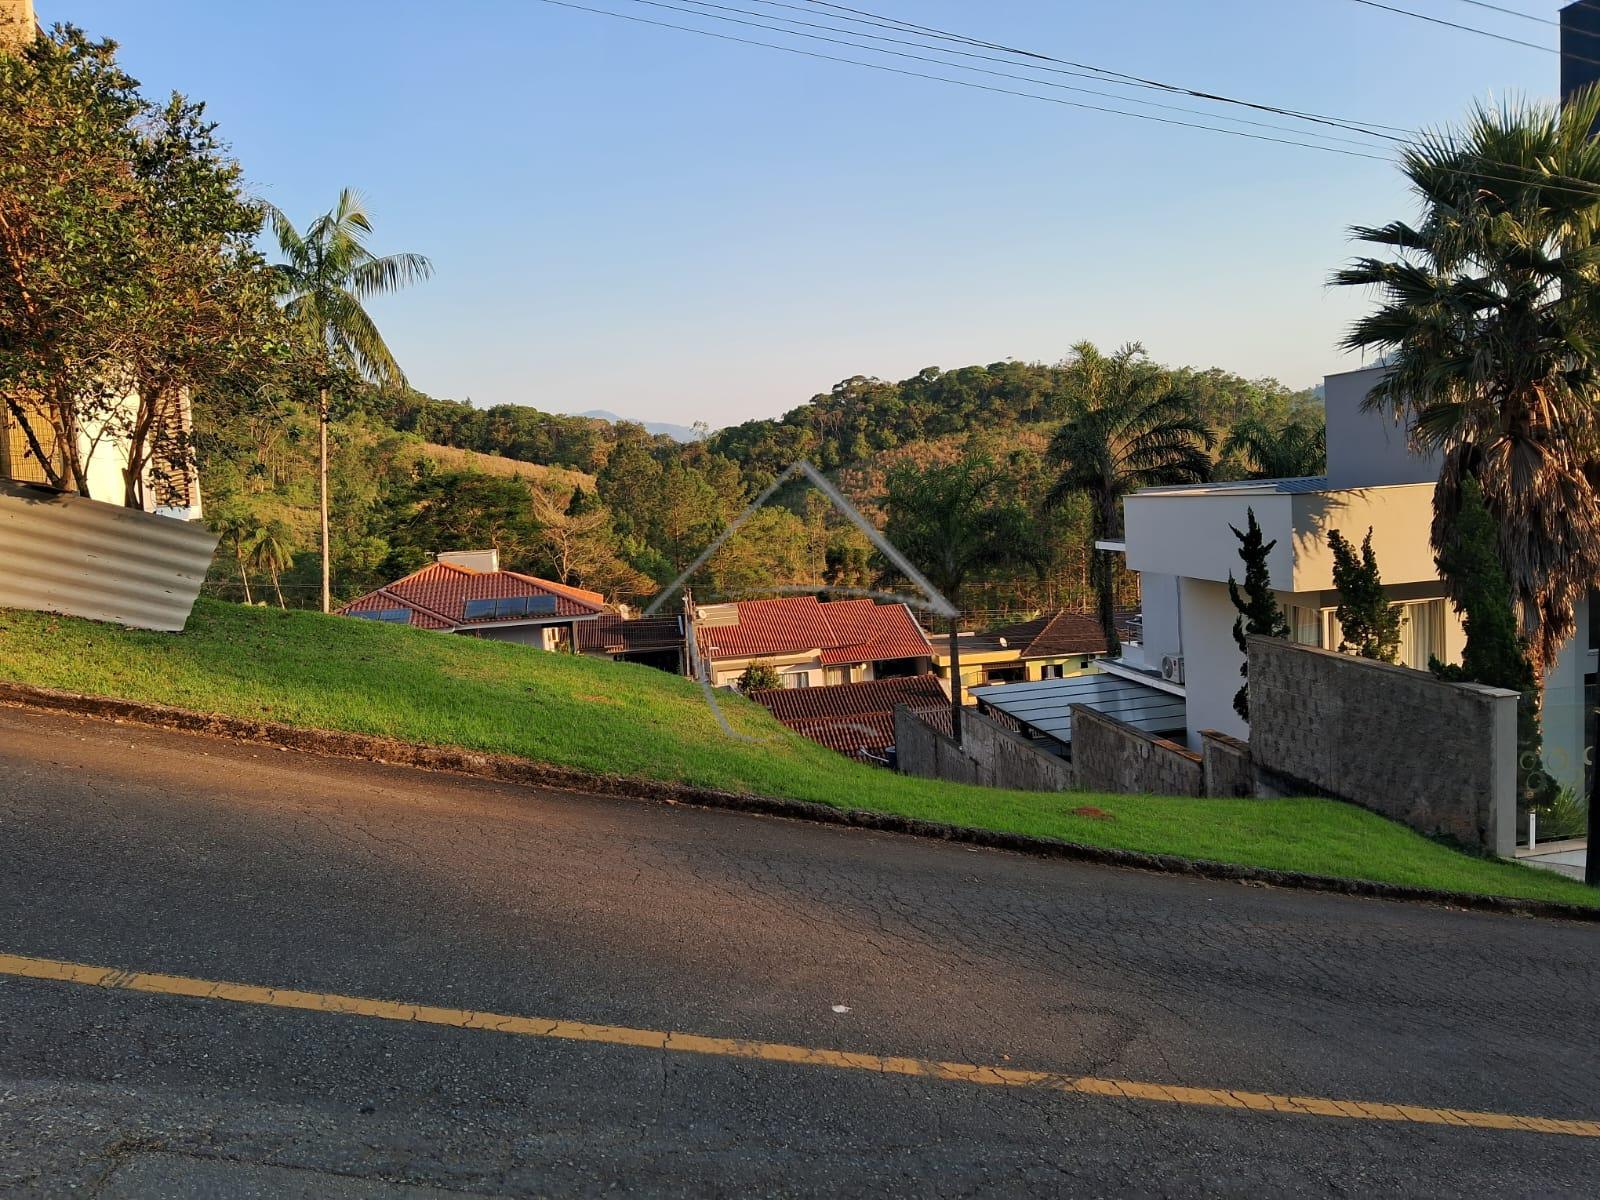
top-left (882, 454), bottom-right (1039, 746)
top-left (1333, 89), bottom-right (1600, 679)
top-left (1046, 343), bottom-right (1214, 654)
top-left (1223, 417), bottom-right (1326, 480)
top-left (213, 513), bottom-right (255, 604)
top-left (247, 520), bottom-right (295, 609)
top-left (269, 190), bottom-right (431, 612)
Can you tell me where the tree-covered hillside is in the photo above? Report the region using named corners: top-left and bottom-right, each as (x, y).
top-left (198, 343), bottom-right (1322, 621)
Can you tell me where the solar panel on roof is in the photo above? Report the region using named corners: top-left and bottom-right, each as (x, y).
top-left (463, 598), bottom-right (498, 620)
top-left (352, 608), bottom-right (411, 624)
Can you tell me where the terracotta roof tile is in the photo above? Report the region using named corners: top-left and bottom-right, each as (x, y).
top-left (339, 562), bottom-right (609, 628)
top-left (751, 673), bottom-right (949, 763)
top-left (752, 673), bottom-right (947, 723)
top-left (697, 595), bottom-right (931, 664)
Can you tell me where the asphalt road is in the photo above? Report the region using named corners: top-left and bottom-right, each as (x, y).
top-left (1, 706), bottom-right (1598, 1198)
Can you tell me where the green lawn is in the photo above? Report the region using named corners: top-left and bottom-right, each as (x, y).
top-left (1, 598), bottom-right (1594, 909)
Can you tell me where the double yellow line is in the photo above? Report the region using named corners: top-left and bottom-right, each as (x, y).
top-left (3, 950), bottom-right (1594, 1139)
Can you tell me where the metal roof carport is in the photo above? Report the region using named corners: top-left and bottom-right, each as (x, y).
top-left (970, 674), bottom-right (1187, 754)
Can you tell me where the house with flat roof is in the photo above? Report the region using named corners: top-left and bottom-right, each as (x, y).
top-left (694, 596), bottom-right (933, 689)
top-left (1093, 365), bottom-right (1595, 790)
top-left (339, 550), bottom-right (609, 650)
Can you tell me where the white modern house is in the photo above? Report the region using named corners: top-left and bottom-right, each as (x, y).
top-left (1099, 365), bottom-right (1595, 790)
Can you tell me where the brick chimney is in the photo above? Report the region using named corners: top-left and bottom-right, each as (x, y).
top-left (0, 1), bottom-right (36, 54)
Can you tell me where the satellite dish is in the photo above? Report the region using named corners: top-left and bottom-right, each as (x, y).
top-left (998, 637), bottom-right (1009, 648)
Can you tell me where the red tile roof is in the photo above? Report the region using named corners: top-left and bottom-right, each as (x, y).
top-left (752, 673), bottom-right (947, 723)
top-left (751, 674), bottom-right (949, 762)
top-left (339, 561), bottom-right (609, 630)
top-left (929, 610), bottom-right (1110, 659)
top-left (697, 596), bottom-right (932, 664)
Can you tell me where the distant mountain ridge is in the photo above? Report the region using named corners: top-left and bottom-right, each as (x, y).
top-left (577, 410), bottom-right (705, 442)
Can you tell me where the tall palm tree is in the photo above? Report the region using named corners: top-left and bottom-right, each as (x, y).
top-left (882, 454), bottom-right (1039, 746)
top-left (1223, 417), bottom-right (1326, 480)
top-left (1333, 89), bottom-right (1600, 680)
top-left (269, 190), bottom-right (431, 612)
top-left (247, 520), bottom-right (295, 609)
top-left (1046, 343), bottom-right (1214, 654)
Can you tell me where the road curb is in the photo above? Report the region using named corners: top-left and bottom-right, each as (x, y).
top-left (3, 679), bottom-right (1595, 923)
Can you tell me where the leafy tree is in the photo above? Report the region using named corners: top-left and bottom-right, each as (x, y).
top-left (1430, 480), bottom-right (1558, 813)
top-left (531, 487), bottom-right (654, 603)
top-left (1223, 417), bottom-right (1327, 480)
top-left (0, 27), bottom-right (277, 503)
top-left (1228, 507), bottom-right (1290, 721)
top-left (269, 189), bottom-right (431, 612)
top-left (736, 664), bottom-right (783, 694)
top-left (1327, 528), bottom-right (1402, 662)
top-left (1334, 88), bottom-right (1600, 678)
top-left (1046, 342), bottom-right (1214, 654)
top-left (882, 454), bottom-right (1039, 745)
top-left (379, 470), bottom-right (543, 579)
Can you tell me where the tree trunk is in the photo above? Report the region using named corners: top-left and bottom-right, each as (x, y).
top-left (1092, 548), bottom-right (1122, 658)
top-left (1095, 494), bottom-right (1123, 657)
top-left (235, 545), bottom-right (253, 605)
top-left (271, 567), bottom-right (285, 610)
top-left (318, 388), bottom-right (331, 615)
top-left (948, 613), bottom-right (964, 747)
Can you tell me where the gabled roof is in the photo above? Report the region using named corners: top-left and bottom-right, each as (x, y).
top-left (339, 561), bottom-right (609, 630)
top-left (750, 673), bottom-right (949, 762)
top-left (930, 610), bottom-right (1111, 660)
top-left (696, 596), bottom-right (932, 664)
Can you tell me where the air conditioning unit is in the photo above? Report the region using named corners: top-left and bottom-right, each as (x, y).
top-left (1160, 655), bottom-right (1185, 685)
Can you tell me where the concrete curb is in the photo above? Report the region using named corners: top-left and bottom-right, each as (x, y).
top-left (3, 680), bottom-right (1596, 923)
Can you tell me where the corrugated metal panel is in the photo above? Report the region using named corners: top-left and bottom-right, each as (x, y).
top-left (971, 674), bottom-right (1187, 745)
top-left (0, 481), bottom-right (217, 632)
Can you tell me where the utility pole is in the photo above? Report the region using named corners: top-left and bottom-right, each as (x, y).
top-left (1560, 3), bottom-right (1600, 886)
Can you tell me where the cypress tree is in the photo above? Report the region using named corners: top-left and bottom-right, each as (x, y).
top-left (1328, 527), bottom-right (1402, 662)
top-left (1227, 507), bottom-right (1290, 721)
top-left (1431, 480), bottom-right (1558, 812)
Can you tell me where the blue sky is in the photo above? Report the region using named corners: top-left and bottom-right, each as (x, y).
top-left (52, 1), bottom-right (1560, 426)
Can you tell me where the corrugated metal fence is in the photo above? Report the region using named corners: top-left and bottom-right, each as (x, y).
top-left (0, 481), bottom-right (217, 632)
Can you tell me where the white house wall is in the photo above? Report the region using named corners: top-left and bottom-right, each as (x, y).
top-left (1137, 571), bottom-right (1183, 669)
top-left (1323, 365), bottom-right (1438, 489)
top-left (1177, 577), bottom-right (1247, 749)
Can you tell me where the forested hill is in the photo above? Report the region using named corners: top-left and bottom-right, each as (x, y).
top-left (370, 354), bottom-right (1321, 484)
top-left (198, 346), bottom-right (1323, 615)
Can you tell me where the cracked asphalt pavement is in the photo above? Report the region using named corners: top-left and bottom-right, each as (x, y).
top-left (1, 705), bottom-right (1598, 1197)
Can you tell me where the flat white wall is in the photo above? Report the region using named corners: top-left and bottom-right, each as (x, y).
top-left (1178, 577), bottom-right (1247, 749)
top-left (1126, 492), bottom-right (1295, 587)
top-left (1127, 483), bottom-right (1440, 594)
top-left (1323, 365), bottom-right (1439, 489)
top-left (1139, 571), bottom-right (1183, 667)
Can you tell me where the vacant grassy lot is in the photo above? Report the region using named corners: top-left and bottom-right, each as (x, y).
top-left (1, 599), bottom-right (1593, 908)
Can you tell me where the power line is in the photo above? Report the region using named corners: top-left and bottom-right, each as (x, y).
top-left (537, 0), bottom-right (1600, 200)
top-left (534, 0), bottom-right (1392, 158)
top-left (632, 0), bottom-right (1397, 147)
top-left (774, 0), bottom-right (1414, 136)
top-left (1344, 0), bottom-right (1600, 64)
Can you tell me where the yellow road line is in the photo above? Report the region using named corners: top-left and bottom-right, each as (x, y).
top-left (3, 950), bottom-right (1595, 1139)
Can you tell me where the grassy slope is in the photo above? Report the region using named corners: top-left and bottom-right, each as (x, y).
top-left (1, 599), bottom-right (1593, 908)
top-left (417, 443), bottom-right (595, 493)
